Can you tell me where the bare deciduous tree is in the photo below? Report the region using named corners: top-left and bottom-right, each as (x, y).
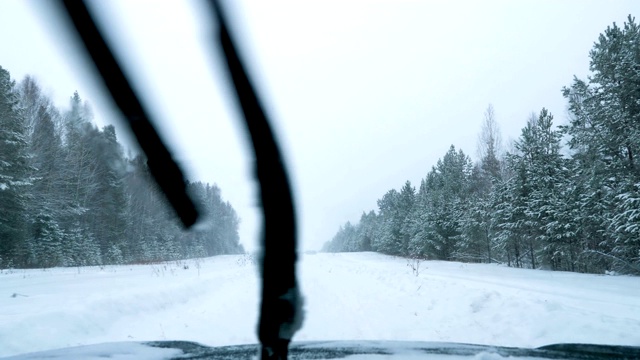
top-left (477, 105), bottom-right (502, 156)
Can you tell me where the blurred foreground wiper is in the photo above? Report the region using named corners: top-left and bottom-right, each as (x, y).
top-left (206, 1), bottom-right (302, 359)
top-left (55, 0), bottom-right (199, 228)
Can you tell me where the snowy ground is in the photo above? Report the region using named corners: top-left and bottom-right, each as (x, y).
top-left (1, 252), bottom-right (639, 357)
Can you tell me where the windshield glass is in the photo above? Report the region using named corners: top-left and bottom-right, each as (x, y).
top-left (0, 0), bottom-right (639, 357)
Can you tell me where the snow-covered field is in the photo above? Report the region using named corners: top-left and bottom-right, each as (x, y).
top-left (1, 252), bottom-right (639, 357)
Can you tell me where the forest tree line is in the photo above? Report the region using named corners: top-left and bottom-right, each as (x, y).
top-left (323, 16), bottom-right (640, 275)
top-left (0, 68), bottom-right (243, 269)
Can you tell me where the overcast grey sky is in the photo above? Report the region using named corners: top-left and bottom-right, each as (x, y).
top-left (1, 0), bottom-right (638, 252)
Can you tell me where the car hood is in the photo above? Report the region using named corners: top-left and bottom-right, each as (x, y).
top-left (5, 340), bottom-right (640, 359)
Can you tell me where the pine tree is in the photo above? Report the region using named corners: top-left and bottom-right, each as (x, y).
top-left (421, 146), bottom-right (473, 260)
top-left (29, 213), bottom-right (65, 267)
top-left (84, 125), bottom-right (128, 258)
top-left (407, 180), bottom-right (430, 258)
top-left (458, 106), bottom-right (504, 263)
top-left (397, 181), bottom-right (416, 256)
top-left (0, 66), bottom-right (33, 267)
top-left (18, 78), bottom-right (68, 268)
top-left (375, 189), bottom-right (402, 255)
top-left (60, 92), bottom-right (98, 233)
top-left (562, 15), bottom-right (640, 273)
top-left (356, 210), bottom-right (377, 252)
top-left (64, 225), bottom-right (100, 266)
top-left (496, 109), bottom-right (567, 269)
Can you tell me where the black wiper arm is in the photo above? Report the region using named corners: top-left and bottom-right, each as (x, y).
top-left (206, 1), bottom-right (302, 359)
top-left (56, 0), bottom-right (199, 228)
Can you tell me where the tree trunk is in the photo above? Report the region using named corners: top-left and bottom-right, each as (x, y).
top-left (529, 235), bottom-right (536, 269)
top-left (485, 228), bottom-right (491, 263)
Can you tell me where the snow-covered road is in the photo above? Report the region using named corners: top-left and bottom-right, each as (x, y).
top-left (1, 252), bottom-right (639, 357)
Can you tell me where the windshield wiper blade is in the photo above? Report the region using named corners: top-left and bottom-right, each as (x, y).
top-left (206, 1), bottom-right (302, 359)
top-left (56, 0), bottom-right (199, 228)
top-left (56, 0), bottom-right (301, 357)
